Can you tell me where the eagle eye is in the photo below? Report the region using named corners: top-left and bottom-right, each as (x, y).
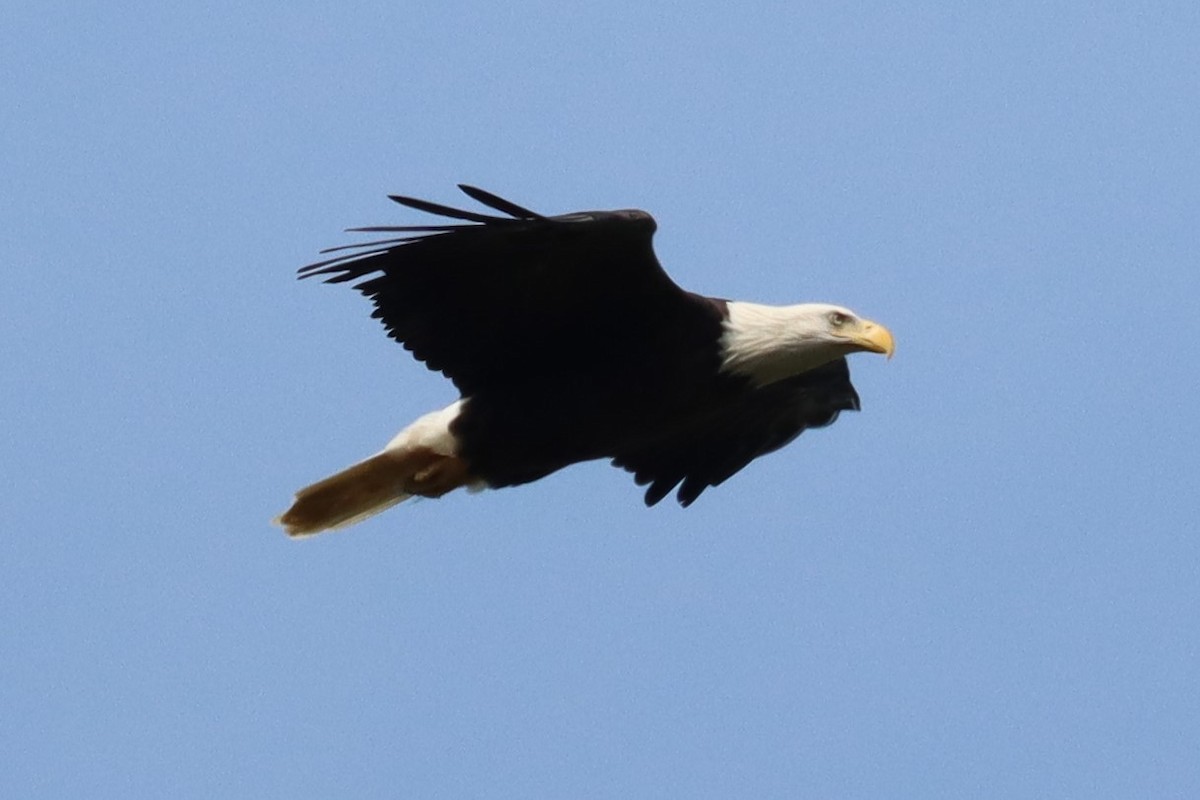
top-left (828, 311), bottom-right (851, 327)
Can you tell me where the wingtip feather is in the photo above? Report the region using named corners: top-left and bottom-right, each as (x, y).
top-left (457, 184), bottom-right (546, 220)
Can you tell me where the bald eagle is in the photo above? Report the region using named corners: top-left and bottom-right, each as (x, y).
top-left (276, 186), bottom-right (893, 537)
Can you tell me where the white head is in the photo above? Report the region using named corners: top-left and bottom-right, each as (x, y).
top-left (720, 301), bottom-right (895, 386)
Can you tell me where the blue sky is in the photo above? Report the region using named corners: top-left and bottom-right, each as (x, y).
top-left (4, 1), bottom-right (1199, 797)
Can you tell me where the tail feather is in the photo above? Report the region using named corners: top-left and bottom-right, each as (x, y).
top-left (275, 447), bottom-right (472, 537)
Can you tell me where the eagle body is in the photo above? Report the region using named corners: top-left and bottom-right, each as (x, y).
top-left (277, 187), bottom-right (893, 537)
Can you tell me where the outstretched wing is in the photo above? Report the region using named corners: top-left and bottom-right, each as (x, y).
top-left (299, 185), bottom-right (692, 395)
top-left (611, 359), bottom-right (861, 506)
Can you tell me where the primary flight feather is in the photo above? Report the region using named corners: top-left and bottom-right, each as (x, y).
top-left (277, 186), bottom-right (894, 536)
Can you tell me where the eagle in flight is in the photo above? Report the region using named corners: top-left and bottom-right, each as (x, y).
top-left (277, 186), bottom-right (894, 536)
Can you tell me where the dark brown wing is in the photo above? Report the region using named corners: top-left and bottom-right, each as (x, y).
top-left (299, 186), bottom-right (691, 395)
top-left (611, 359), bottom-right (862, 506)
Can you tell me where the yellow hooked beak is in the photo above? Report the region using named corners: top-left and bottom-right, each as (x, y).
top-left (845, 318), bottom-right (895, 359)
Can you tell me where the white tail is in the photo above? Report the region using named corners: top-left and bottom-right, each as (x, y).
top-left (275, 446), bottom-right (474, 537)
top-left (277, 401), bottom-right (474, 537)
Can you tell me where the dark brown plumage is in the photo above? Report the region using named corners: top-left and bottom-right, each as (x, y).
top-left (278, 186), bottom-right (890, 536)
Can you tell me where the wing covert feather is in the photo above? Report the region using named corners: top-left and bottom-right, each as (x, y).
top-left (611, 359), bottom-right (861, 506)
top-left (300, 189), bottom-right (685, 394)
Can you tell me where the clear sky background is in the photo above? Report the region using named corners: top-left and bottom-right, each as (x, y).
top-left (3, 2), bottom-right (1198, 797)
